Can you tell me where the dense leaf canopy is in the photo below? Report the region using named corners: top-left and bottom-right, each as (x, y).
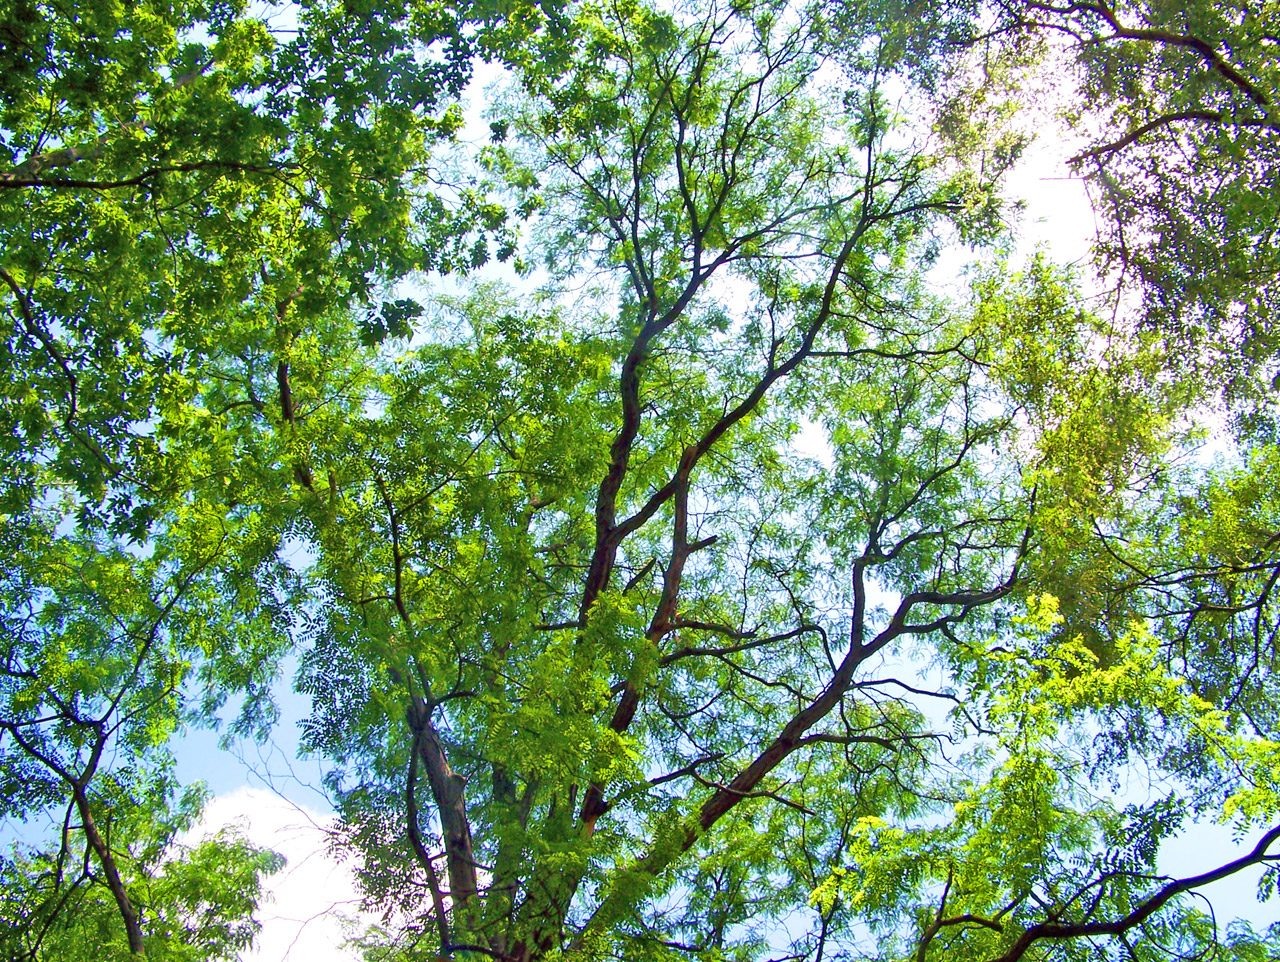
top-left (2, 0), bottom-right (1279, 960)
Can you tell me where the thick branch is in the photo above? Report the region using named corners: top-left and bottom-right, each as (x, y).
top-left (1069, 110), bottom-right (1279, 163)
top-left (72, 785), bottom-right (145, 956)
top-left (0, 160), bottom-right (291, 190)
top-left (406, 732), bottom-right (451, 952)
top-left (1028, 0), bottom-right (1272, 107)
top-left (986, 823), bottom-right (1280, 962)
top-left (407, 699), bottom-right (480, 925)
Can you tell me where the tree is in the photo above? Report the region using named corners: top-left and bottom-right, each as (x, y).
top-left (988, 0), bottom-right (1280, 420)
top-left (0, 504), bottom-right (291, 959)
top-left (2, 0), bottom-right (1279, 960)
top-left (0, 0), bottom-right (559, 955)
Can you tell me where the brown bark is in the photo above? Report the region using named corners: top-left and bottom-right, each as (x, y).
top-left (407, 735), bottom-right (453, 952)
top-left (73, 786), bottom-right (145, 957)
top-left (986, 822), bottom-right (1280, 962)
top-left (0, 159), bottom-right (289, 190)
top-left (408, 699), bottom-right (480, 924)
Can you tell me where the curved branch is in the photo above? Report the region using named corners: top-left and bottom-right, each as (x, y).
top-left (986, 823), bottom-right (1280, 962)
top-left (1028, 0), bottom-right (1272, 107)
top-left (1070, 110), bottom-right (1279, 164)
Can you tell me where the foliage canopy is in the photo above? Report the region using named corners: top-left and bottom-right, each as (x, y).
top-left (2, 0), bottom-right (1280, 960)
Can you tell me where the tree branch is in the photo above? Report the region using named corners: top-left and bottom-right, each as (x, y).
top-left (1069, 110), bottom-right (1278, 164)
top-left (986, 823), bottom-right (1280, 962)
top-left (0, 160), bottom-right (294, 190)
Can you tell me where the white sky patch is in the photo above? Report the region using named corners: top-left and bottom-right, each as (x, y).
top-left (1004, 137), bottom-right (1095, 267)
top-left (187, 788), bottom-right (374, 962)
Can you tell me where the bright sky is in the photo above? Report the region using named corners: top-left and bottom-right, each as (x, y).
top-left (187, 790), bottom-right (370, 962)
